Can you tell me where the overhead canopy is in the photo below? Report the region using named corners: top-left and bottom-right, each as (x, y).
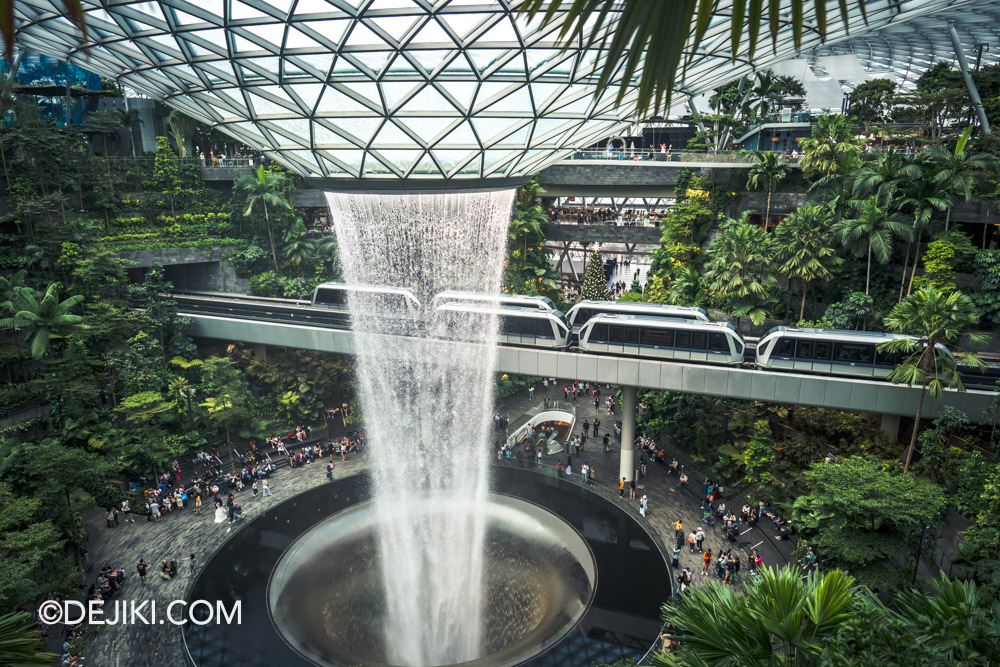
top-left (11, 0), bottom-right (997, 181)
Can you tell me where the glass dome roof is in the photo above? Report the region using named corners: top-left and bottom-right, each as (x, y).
top-left (10, 0), bottom-right (990, 181)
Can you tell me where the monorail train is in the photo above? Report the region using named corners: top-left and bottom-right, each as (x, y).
top-left (578, 314), bottom-right (746, 365)
top-left (755, 327), bottom-right (956, 379)
top-left (565, 301), bottom-right (711, 337)
top-left (311, 283), bottom-right (421, 315)
top-left (430, 291), bottom-right (555, 312)
top-left (432, 303), bottom-right (571, 348)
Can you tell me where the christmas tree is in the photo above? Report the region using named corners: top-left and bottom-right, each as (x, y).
top-left (581, 250), bottom-right (611, 301)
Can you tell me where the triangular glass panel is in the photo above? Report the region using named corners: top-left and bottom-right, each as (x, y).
top-left (170, 8), bottom-right (206, 26)
top-left (344, 22), bottom-right (386, 48)
top-left (132, 1), bottom-right (165, 22)
top-left (441, 53), bottom-right (474, 74)
top-left (376, 149), bottom-right (422, 174)
top-left (474, 81), bottom-right (514, 109)
top-left (455, 155), bottom-right (481, 176)
top-left (330, 149), bottom-right (365, 173)
top-left (435, 120), bottom-right (477, 147)
top-left (378, 81), bottom-right (415, 110)
top-left (331, 55), bottom-right (363, 75)
top-left (248, 92), bottom-right (294, 116)
top-left (437, 12), bottom-right (490, 41)
top-left (408, 18), bottom-right (453, 45)
top-left (470, 116), bottom-right (523, 143)
top-left (524, 48), bottom-right (563, 73)
top-left (286, 150), bottom-right (321, 175)
top-left (243, 23), bottom-right (286, 48)
top-left (266, 119), bottom-right (311, 146)
top-left (313, 122), bottom-right (353, 147)
top-left (290, 83), bottom-right (324, 113)
top-left (399, 86), bottom-right (454, 113)
top-left (231, 121), bottom-right (268, 144)
top-left (492, 123), bottom-right (530, 147)
top-left (368, 0), bottom-right (418, 8)
top-left (233, 34), bottom-right (264, 53)
top-left (346, 51), bottom-right (394, 74)
top-left (299, 19), bottom-right (350, 47)
top-left (342, 81), bottom-right (382, 107)
top-left (327, 117), bottom-right (381, 143)
top-left (241, 57), bottom-right (281, 80)
top-left (318, 156), bottom-right (346, 175)
top-left (533, 120), bottom-right (580, 144)
top-left (291, 0), bottom-right (330, 16)
top-left (385, 53), bottom-right (419, 75)
top-left (496, 54), bottom-right (526, 76)
top-left (230, 0), bottom-right (270, 20)
top-left (482, 89), bottom-right (534, 113)
top-left (316, 86), bottom-right (372, 114)
top-left (147, 33), bottom-right (181, 54)
top-left (371, 120), bottom-right (417, 147)
top-left (529, 83), bottom-right (565, 112)
top-left (292, 53), bottom-right (336, 76)
top-left (405, 49), bottom-right (456, 73)
top-left (466, 49), bottom-right (505, 73)
top-left (554, 93), bottom-right (592, 116)
top-left (363, 155), bottom-right (396, 176)
top-left (285, 27), bottom-right (324, 50)
top-left (398, 116), bottom-right (456, 142)
top-left (411, 151), bottom-right (441, 175)
top-left (435, 81), bottom-right (477, 112)
top-left (482, 149), bottom-right (518, 173)
top-left (431, 149), bottom-right (474, 173)
top-left (367, 15), bottom-right (417, 44)
top-left (476, 17), bottom-right (517, 43)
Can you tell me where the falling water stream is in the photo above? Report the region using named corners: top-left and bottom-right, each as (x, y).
top-left (326, 190), bottom-right (515, 666)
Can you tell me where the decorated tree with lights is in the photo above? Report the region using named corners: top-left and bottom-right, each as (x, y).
top-left (581, 250), bottom-right (610, 301)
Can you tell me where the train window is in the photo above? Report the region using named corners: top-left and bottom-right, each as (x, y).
top-left (642, 328), bottom-right (674, 346)
top-left (500, 316), bottom-right (517, 335)
top-left (709, 332), bottom-right (727, 351)
top-left (676, 331), bottom-right (691, 348)
top-left (624, 327), bottom-right (640, 344)
top-left (875, 347), bottom-right (898, 366)
top-left (691, 331), bottom-right (707, 350)
top-left (795, 340), bottom-right (814, 359)
top-left (315, 288), bottom-right (347, 305)
top-left (814, 342), bottom-right (833, 361)
top-left (834, 343), bottom-right (874, 364)
top-left (589, 324), bottom-right (609, 342)
top-left (535, 319), bottom-right (554, 338)
top-left (609, 326), bottom-right (624, 343)
top-left (776, 338), bottom-right (795, 357)
top-left (575, 308), bottom-right (593, 324)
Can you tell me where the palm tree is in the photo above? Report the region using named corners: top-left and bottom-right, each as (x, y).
top-left (831, 195), bottom-right (911, 295)
top-left (282, 220), bottom-right (317, 278)
top-left (898, 175), bottom-right (952, 298)
top-left (774, 204), bottom-right (842, 321)
top-left (654, 566), bottom-right (855, 666)
top-left (520, 1), bottom-right (863, 117)
top-left (0, 611), bottom-right (57, 666)
top-left (236, 165), bottom-right (291, 272)
top-left (703, 217), bottom-right (777, 325)
top-left (746, 151), bottom-right (791, 231)
top-left (799, 114), bottom-right (864, 184)
top-left (314, 234), bottom-right (342, 278)
top-left (922, 127), bottom-right (1000, 230)
top-left (112, 107), bottom-right (143, 157)
top-left (10, 283), bottom-right (85, 359)
top-left (851, 147), bottom-right (922, 201)
top-left (164, 109), bottom-right (196, 159)
top-left (667, 265), bottom-right (703, 306)
top-left (879, 288), bottom-right (989, 472)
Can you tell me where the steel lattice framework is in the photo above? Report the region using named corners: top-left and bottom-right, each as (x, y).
top-left (10, 0), bottom-right (994, 181)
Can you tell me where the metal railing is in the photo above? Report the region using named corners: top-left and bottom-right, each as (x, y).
top-left (561, 149), bottom-right (763, 163)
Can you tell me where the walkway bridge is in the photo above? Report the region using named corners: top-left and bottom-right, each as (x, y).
top-left (174, 292), bottom-right (998, 425)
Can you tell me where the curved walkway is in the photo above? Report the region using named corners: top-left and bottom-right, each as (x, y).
top-left (75, 395), bottom-right (790, 665)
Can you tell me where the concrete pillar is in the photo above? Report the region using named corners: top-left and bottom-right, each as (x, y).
top-left (619, 386), bottom-right (637, 483)
top-left (253, 343), bottom-right (267, 359)
top-left (880, 414), bottom-right (901, 442)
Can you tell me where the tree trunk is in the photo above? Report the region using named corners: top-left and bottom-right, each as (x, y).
top-left (265, 204), bottom-right (280, 272)
top-left (865, 243), bottom-right (872, 295)
top-left (799, 281), bottom-right (808, 322)
top-left (908, 233), bottom-right (922, 296)
top-left (945, 207), bottom-right (951, 232)
top-left (903, 384), bottom-right (927, 473)
top-left (899, 240), bottom-right (911, 302)
top-left (764, 188), bottom-right (772, 232)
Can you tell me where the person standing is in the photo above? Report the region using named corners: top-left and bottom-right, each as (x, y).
top-left (528, 385), bottom-right (534, 400)
top-left (137, 559), bottom-right (148, 585)
top-left (583, 419), bottom-right (590, 436)
top-left (543, 378), bottom-right (548, 394)
top-left (593, 419), bottom-right (601, 437)
top-left (150, 500), bottom-right (161, 522)
top-left (182, 553), bottom-right (197, 576)
top-left (581, 462), bottom-right (589, 482)
top-left (619, 477), bottom-right (625, 497)
top-left (695, 527), bottom-right (705, 552)
top-left (536, 447), bottom-right (542, 465)
top-left (640, 494), bottom-right (648, 517)
top-left (262, 479), bottom-right (272, 497)
top-left (121, 500), bottom-right (134, 523)
top-left (629, 479), bottom-right (636, 500)
top-left (194, 493), bottom-right (202, 514)
top-left (327, 461), bottom-right (335, 481)
top-left (588, 464), bottom-right (596, 485)
top-left (702, 549), bottom-right (713, 576)
top-left (252, 480), bottom-right (258, 498)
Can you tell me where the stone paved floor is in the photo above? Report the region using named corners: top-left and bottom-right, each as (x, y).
top-left (74, 387), bottom-right (791, 665)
